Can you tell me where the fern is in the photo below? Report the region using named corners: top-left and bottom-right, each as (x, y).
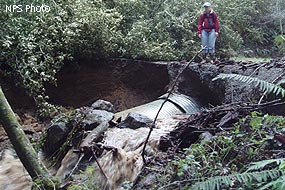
top-left (246, 158), bottom-right (285, 172)
top-left (259, 175), bottom-right (285, 190)
top-left (277, 79), bottom-right (285, 85)
top-left (212, 73), bottom-right (285, 98)
top-left (191, 169), bottom-right (283, 190)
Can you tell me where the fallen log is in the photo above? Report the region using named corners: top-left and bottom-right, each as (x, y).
top-left (80, 121), bottom-right (109, 152)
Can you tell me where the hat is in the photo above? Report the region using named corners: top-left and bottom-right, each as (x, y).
top-left (203, 2), bottom-right (211, 7)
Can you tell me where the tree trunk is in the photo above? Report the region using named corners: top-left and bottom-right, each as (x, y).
top-left (0, 85), bottom-right (49, 179)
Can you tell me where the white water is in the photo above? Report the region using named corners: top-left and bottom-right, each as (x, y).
top-left (0, 150), bottom-right (32, 190)
top-left (82, 115), bottom-right (187, 190)
top-left (0, 115), bottom-right (187, 190)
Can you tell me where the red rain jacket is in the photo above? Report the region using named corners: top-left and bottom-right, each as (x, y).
top-left (198, 10), bottom-right (219, 34)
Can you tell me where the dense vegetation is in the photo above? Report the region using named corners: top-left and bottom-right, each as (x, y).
top-left (142, 112), bottom-right (285, 190)
top-left (0, 0), bottom-right (284, 116)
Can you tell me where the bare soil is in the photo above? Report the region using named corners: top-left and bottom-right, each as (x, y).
top-left (0, 111), bottom-right (47, 153)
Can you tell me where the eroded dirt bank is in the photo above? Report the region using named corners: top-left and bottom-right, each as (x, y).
top-left (45, 60), bottom-right (170, 111)
top-left (2, 57), bottom-right (285, 113)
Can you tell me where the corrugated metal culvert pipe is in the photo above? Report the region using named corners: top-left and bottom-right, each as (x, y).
top-left (114, 93), bottom-right (201, 120)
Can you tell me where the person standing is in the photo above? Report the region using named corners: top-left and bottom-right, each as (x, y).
top-left (198, 2), bottom-right (219, 63)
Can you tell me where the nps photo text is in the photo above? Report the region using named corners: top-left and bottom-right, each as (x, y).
top-left (4, 4), bottom-right (50, 13)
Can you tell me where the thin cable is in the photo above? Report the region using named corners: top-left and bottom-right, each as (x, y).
top-left (141, 48), bottom-right (203, 164)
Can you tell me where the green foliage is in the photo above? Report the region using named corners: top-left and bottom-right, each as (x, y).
top-left (46, 109), bottom-right (84, 166)
top-left (274, 35), bottom-right (285, 54)
top-left (1, 0), bottom-right (72, 117)
top-left (70, 1), bottom-right (123, 59)
top-left (191, 169), bottom-right (282, 190)
top-left (0, 0), bottom-right (122, 117)
top-left (32, 176), bottom-right (61, 190)
top-left (191, 158), bottom-right (285, 190)
top-left (67, 166), bottom-right (100, 190)
top-left (250, 158), bottom-right (285, 190)
top-left (163, 113), bottom-right (285, 190)
top-left (259, 175), bottom-right (285, 190)
top-left (247, 158), bottom-right (285, 172)
top-left (213, 73), bottom-right (285, 98)
top-left (115, 0), bottom-right (201, 60)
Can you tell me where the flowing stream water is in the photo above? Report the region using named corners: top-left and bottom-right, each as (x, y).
top-left (85, 115), bottom-right (188, 190)
top-left (0, 115), bottom-right (189, 190)
top-left (55, 93), bottom-right (200, 189)
top-left (0, 95), bottom-right (200, 190)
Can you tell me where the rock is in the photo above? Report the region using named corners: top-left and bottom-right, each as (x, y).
top-left (199, 132), bottom-right (213, 144)
top-left (56, 148), bottom-right (80, 179)
top-left (118, 112), bottom-right (153, 129)
top-left (91, 99), bottom-right (115, 112)
top-left (138, 173), bottom-right (157, 188)
top-left (43, 122), bottom-right (69, 154)
top-left (82, 109), bottom-right (114, 130)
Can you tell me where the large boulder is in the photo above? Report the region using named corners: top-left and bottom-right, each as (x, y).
top-left (118, 112), bottom-right (153, 129)
top-left (91, 99), bottom-right (115, 113)
top-left (43, 122), bottom-right (69, 154)
top-left (82, 109), bottom-right (114, 130)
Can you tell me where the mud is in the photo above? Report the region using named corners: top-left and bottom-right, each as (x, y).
top-left (0, 112), bottom-right (46, 153)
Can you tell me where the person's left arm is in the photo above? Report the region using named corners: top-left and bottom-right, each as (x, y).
top-left (214, 13), bottom-right (219, 37)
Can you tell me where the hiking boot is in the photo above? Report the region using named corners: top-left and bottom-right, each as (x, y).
top-left (200, 53), bottom-right (207, 64)
top-left (210, 54), bottom-right (216, 64)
